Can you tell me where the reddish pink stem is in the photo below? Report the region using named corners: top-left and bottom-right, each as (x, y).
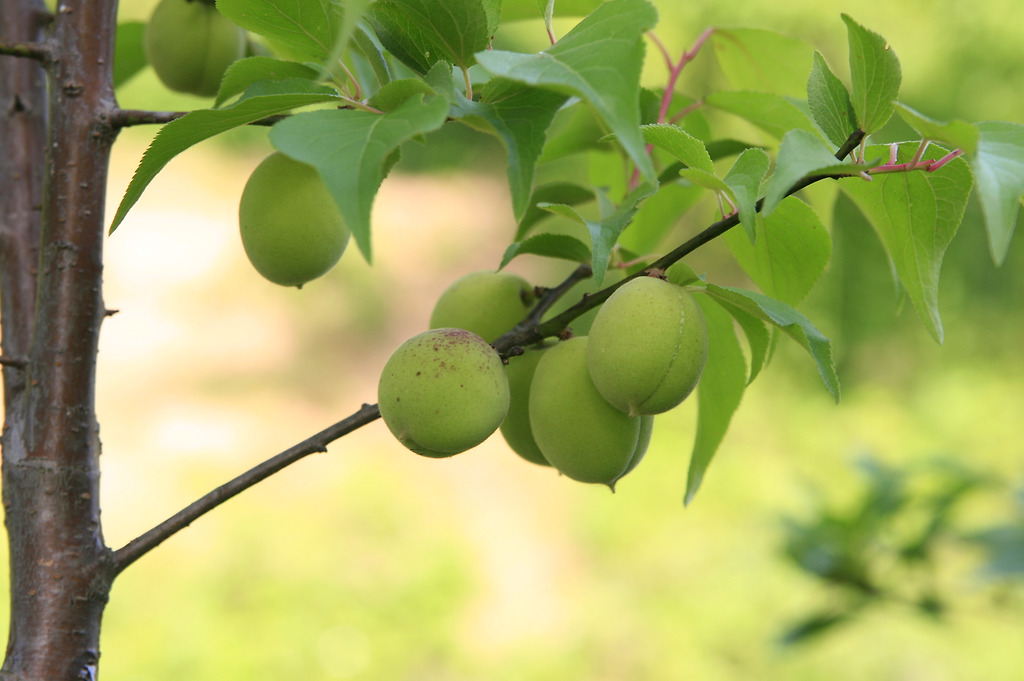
top-left (928, 149), bottom-right (964, 171)
top-left (656, 27), bottom-right (715, 125)
top-left (631, 28), bottom-right (715, 189)
top-left (867, 148), bottom-right (964, 175)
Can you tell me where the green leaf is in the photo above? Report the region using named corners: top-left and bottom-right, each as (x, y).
top-left (516, 182), bottom-right (595, 240)
top-left (896, 103), bottom-right (978, 155)
top-left (705, 285), bottom-right (841, 402)
top-left (499, 233), bottom-right (592, 268)
top-left (367, 77), bottom-right (438, 111)
top-left (677, 168), bottom-right (731, 194)
top-left (540, 101), bottom-right (610, 163)
top-left (704, 294), bottom-right (771, 385)
top-left (641, 124), bottom-right (714, 174)
top-left (366, 0), bottom-right (499, 73)
top-left (109, 81), bottom-right (342, 233)
top-left (686, 294), bottom-right (748, 506)
top-left (268, 95), bottom-right (450, 261)
top-left (665, 261), bottom-right (698, 286)
top-left (971, 121), bottom-right (1024, 265)
top-left (839, 143), bottom-right (972, 343)
top-left (350, 22), bottom-right (393, 89)
top-left (723, 147), bottom-right (770, 240)
top-left (712, 28), bottom-right (815, 98)
top-left (215, 57), bottom-right (325, 106)
top-left (539, 181), bottom-right (656, 285)
top-left (725, 196), bottom-right (831, 306)
top-left (326, 0), bottom-right (379, 76)
top-left (842, 14), bottom-right (901, 135)
top-left (763, 129), bottom-right (865, 215)
top-left (617, 182), bottom-right (704, 254)
top-left (422, 60), bottom-right (459, 101)
top-left (113, 21), bottom-right (147, 89)
top-left (475, 0), bottom-right (660, 182)
top-left (452, 82), bottom-right (569, 220)
top-left (705, 91), bottom-right (820, 140)
top-left (707, 138), bottom-right (762, 161)
top-left (217, 0), bottom-right (345, 64)
top-left (807, 51), bottom-right (857, 148)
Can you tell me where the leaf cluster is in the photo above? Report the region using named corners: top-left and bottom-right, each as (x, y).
top-left (109, 0), bottom-right (1024, 503)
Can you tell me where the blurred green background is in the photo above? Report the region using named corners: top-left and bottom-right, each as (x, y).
top-left (5, 1), bottom-right (1024, 679)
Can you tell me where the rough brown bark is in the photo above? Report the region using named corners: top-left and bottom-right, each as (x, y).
top-left (1, 0), bottom-right (119, 678)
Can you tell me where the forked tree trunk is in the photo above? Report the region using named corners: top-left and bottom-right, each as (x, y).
top-left (0, 0), bottom-right (119, 678)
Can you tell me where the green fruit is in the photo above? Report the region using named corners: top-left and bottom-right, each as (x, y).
top-left (499, 346), bottom-right (550, 467)
top-left (378, 328), bottom-right (510, 458)
top-left (542, 266), bottom-right (627, 337)
top-left (620, 413), bottom-right (654, 481)
top-left (239, 152), bottom-right (351, 288)
top-left (429, 271), bottom-right (534, 343)
top-left (144, 0), bottom-right (246, 97)
top-left (528, 337), bottom-right (652, 489)
top-left (586, 276), bottom-right (708, 416)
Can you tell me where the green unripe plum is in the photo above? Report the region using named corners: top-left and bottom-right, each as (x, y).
top-left (144, 0), bottom-right (246, 97)
top-left (499, 346), bottom-right (550, 467)
top-left (429, 271), bottom-right (535, 343)
top-left (586, 276), bottom-right (708, 416)
top-left (239, 152), bottom-right (351, 288)
top-left (542, 266), bottom-right (627, 337)
top-left (620, 413), bottom-right (654, 481)
top-left (378, 328), bottom-right (510, 458)
top-left (528, 337), bottom-right (653, 489)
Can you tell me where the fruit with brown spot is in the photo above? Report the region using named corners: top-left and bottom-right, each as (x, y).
top-left (378, 328), bottom-right (510, 457)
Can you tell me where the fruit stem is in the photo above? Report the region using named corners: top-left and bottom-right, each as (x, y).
top-left (543, 0), bottom-right (556, 44)
top-left (462, 66), bottom-right (473, 100)
top-left (339, 96), bottom-right (384, 114)
top-left (334, 58), bottom-right (362, 100)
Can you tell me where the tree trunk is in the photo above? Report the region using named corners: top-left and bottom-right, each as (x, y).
top-left (0, 0), bottom-right (119, 678)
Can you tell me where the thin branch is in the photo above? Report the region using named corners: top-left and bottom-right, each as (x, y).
top-left (521, 264), bottom-right (594, 329)
top-left (109, 109), bottom-right (189, 127)
top-left (111, 402), bottom-right (381, 574)
top-left (109, 108), bottom-right (289, 128)
top-left (837, 129), bottom-right (866, 160)
top-left (492, 264), bottom-right (593, 356)
top-left (0, 39), bottom-right (50, 62)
